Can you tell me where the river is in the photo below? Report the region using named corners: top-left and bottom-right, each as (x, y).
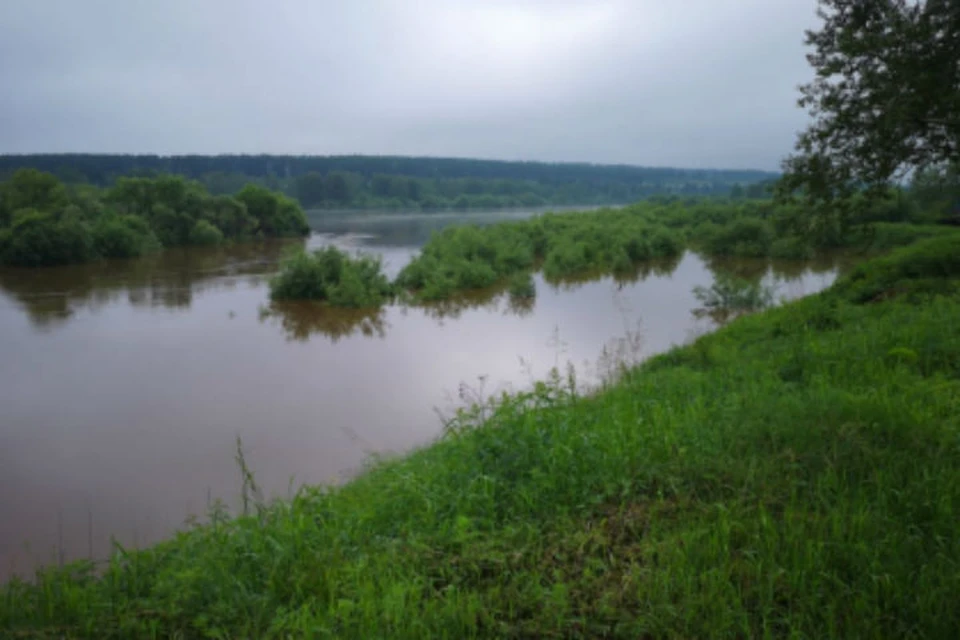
top-left (0, 209), bottom-right (843, 579)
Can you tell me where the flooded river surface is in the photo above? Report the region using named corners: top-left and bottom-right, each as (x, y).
top-left (0, 209), bottom-right (843, 578)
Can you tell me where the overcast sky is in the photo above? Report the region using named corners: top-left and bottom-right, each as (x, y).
top-left (0, 0), bottom-right (819, 170)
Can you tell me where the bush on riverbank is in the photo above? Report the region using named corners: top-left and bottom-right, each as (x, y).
top-left (269, 245), bottom-right (394, 307)
top-left (4, 235), bottom-right (960, 638)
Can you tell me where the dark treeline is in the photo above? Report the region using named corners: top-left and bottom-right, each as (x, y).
top-left (0, 170), bottom-right (309, 267)
top-left (0, 154), bottom-right (777, 210)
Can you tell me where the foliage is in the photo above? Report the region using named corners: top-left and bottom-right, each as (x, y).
top-left (0, 171), bottom-right (306, 267)
top-left (269, 245), bottom-right (394, 307)
top-left (769, 236), bottom-right (816, 260)
top-left (910, 163), bottom-right (960, 222)
top-left (0, 209), bottom-right (94, 267)
top-left (778, 0), bottom-right (960, 220)
top-left (90, 215), bottom-right (160, 260)
top-left (397, 209), bottom-right (682, 301)
top-left (235, 185), bottom-right (311, 237)
top-left (188, 219), bottom-right (225, 246)
top-left (700, 217), bottom-right (774, 258)
top-left (0, 168), bottom-right (69, 226)
top-left (4, 241), bottom-right (960, 637)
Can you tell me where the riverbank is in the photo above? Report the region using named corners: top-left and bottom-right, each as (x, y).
top-left (4, 235), bottom-right (959, 637)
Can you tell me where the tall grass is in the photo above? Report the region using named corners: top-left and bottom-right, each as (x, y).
top-left (3, 236), bottom-right (960, 637)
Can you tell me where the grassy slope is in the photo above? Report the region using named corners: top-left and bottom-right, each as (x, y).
top-left (4, 237), bottom-right (960, 638)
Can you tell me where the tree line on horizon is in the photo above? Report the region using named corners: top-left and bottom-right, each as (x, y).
top-left (0, 154), bottom-right (777, 211)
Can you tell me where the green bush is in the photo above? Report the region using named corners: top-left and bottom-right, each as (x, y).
top-left (0, 209), bottom-right (95, 267)
top-left (542, 241), bottom-right (590, 280)
top-left (188, 219), bottom-right (225, 246)
top-left (269, 245), bottom-right (394, 307)
top-left (649, 227), bottom-right (683, 256)
top-left (0, 172), bottom-right (305, 267)
top-left (397, 210), bottom-right (682, 300)
top-left (702, 217), bottom-right (774, 257)
top-left (770, 236), bottom-right (815, 260)
top-left (91, 215), bottom-right (160, 260)
top-left (236, 185), bottom-right (311, 238)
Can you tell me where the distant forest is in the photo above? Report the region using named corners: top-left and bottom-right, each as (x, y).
top-left (0, 155), bottom-right (777, 210)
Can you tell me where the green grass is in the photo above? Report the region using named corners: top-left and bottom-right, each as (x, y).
top-left (4, 237), bottom-right (960, 638)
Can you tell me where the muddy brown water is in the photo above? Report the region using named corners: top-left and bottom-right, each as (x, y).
top-left (0, 210), bottom-right (844, 579)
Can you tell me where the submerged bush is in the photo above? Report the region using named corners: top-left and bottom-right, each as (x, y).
top-left (0, 171), bottom-right (305, 267)
top-left (91, 215), bottom-right (161, 259)
top-left (770, 236), bottom-right (815, 260)
top-left (188, 219), bottom-right (225, 246)
top-left (702, 218), bottom-right (774, 258)
top-left (269, 245), bottom-right (394, 307)
top-left (0, 209), bottom-right (95, 267)
top-left (236, 185), bottom-right (311, 238)
top-left (398, 209), bottom-right (682, 300)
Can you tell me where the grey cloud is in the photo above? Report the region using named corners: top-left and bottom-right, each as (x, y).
top-left (0, 0), bottom-right (819, 169)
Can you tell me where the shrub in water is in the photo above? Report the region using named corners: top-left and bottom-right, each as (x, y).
top-left (703, 218), bottom-right (774, 257)
top-left (770, 236), bottom-right (815, 260)
top-left (188, 219), bottom-right (225, 246)
top-left (0, 209), bottom-right (96, 267)
top-left (92, 215), bottom-right (161, 259)
top-left (269, 245), bottom-right (393, 307)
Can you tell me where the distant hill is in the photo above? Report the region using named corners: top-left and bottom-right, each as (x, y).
top-left (0, 154), bottom-right (779, 210)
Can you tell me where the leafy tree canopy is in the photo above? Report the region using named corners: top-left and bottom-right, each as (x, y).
top-left (779, 0), bottom-right (960, 216)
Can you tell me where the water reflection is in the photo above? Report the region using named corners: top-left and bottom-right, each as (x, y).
top-left (0, 240), bottom-right (307, 332)
top-left (504, 295), bottom-right (536, 318)
top-left (260, 302), bottom-right (390, 343)
top-left (544, 255), bottom-right (684, 292)
top-left (260, 285), bottom-right (541, 342)
top-left (0, 241), bottom-right (838, 343)
top-left (701, 252), bottom-right (854, 285)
